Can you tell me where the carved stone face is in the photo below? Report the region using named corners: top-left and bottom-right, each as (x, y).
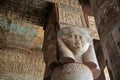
top-left (57, 33), bottom-right (90, 63)
top-left (61, 34), bottom-right (90, 54)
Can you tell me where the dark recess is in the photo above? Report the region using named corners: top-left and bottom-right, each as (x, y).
top-left (79, 0), bottom-right (91, 6)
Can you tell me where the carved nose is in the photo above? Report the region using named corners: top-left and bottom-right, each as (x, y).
top-left (75, 41), bottom-right (81, 45)
top-left (74, 43), bottom-right (80, 49)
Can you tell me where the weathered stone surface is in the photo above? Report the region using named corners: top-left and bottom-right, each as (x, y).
top-left (0, 46), bottom-right (45, 80)
top-left (90, 0), bottom-right (119, 39)
top-left (88, 16), bottom-right (99, 39)
top-left (0, 0), bottom-right (50, 26)
top-left (43, 4), bottom-right (59, 80)
top-left (46, 0), bottom-right (87, 28)
top-left (90, 0), bottom-right (120, 80)
top-left (0, 1), bottom-right (46, 80)
top-left (51, 63), bottom-right (93, 80)
top-left (0, 16), bottom-right (44, 50)
top-left (58, 7), bottom-right (84, 27)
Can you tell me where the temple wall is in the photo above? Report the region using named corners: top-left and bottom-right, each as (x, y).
top-left (0, 15), bottom-right (44, 49)
top-left (0, 14), bottom-right (45, 80)
top-left (0, 0), bottom-right (100, 80)
top-left (0, 47), bottom-right (45, 80)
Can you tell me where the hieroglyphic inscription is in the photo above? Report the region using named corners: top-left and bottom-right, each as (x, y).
top-left (88, 16), bottom-right (99, 39)
top-left (46, 0), bottom-right (87, 28)
top-left (0, 47), bottom-right (45, 80)
top-left (58, 7), bottom-right (86, 27)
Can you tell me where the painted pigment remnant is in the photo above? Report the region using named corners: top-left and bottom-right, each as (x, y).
top-left (0, 21), bottom-right (37, 38)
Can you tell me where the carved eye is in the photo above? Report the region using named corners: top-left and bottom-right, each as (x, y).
top-left (79, 36), bottom-right (82, 39)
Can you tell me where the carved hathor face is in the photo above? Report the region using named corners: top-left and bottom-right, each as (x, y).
top-left (57, 27), bottom-right (92, 63)
top-left (61, 33), bottom-right (90, 54)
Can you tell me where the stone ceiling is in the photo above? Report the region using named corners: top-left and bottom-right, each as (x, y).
top-left (0, 0), bottom-right (52, 26)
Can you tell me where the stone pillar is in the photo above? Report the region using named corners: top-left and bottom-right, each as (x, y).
top-left (90, 0), bottom-right (120, 80)
top-left (43, 1), bottom-right (100, 80)
top-left (43, 4), bottom-right (59, 80)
